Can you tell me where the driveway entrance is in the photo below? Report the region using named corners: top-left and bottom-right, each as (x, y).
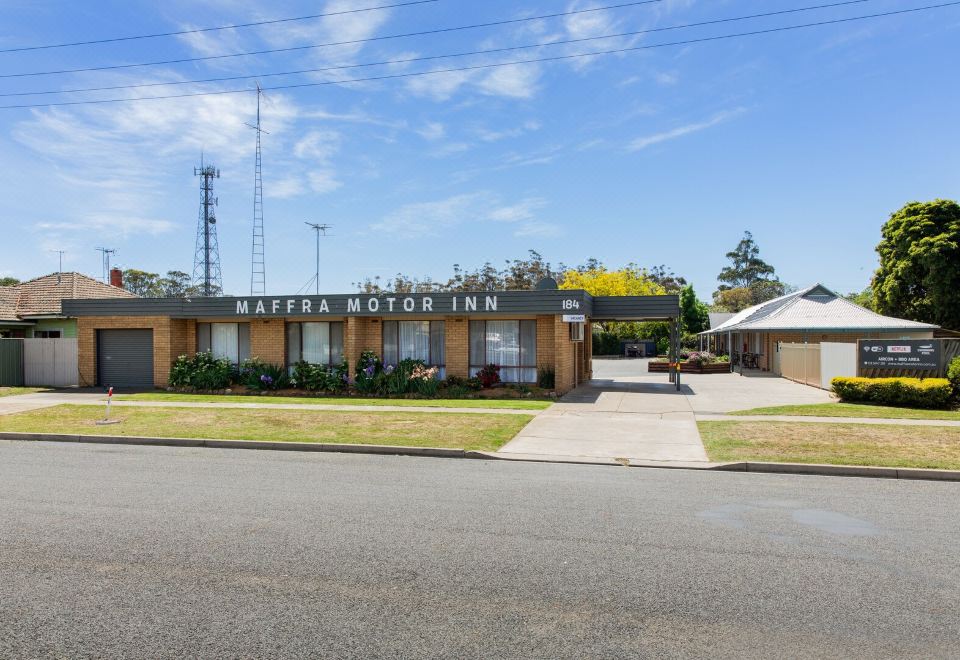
top-left (499, 358), bottom-right (833, 464)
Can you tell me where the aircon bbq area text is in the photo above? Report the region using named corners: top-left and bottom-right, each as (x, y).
top-left (63, 290), bottom-right (681, 392)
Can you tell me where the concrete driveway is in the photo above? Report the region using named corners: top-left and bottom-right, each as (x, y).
top-left (499, 358), bottom-right (834, 464)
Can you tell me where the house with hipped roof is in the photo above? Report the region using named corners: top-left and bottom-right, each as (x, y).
top-left (699, 284), bottom-right (938, 371)
top-left (0, 272), bottom-right (135, 339)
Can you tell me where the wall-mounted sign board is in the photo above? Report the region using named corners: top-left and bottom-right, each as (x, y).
top-left (858, 339), bottom-right (940, 370)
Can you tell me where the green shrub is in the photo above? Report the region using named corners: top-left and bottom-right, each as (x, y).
top-left (236, 358), bottom-right (289, 391)
top-left (831, 377), bottom-right (952, 409)
top-left (948, 356), bottom-right (960, 396)
top-left (445, 384), bottom-right (469, 399)
top-left (291, 359), bottom-right (349, 393)
top-left (538, 368), bottom-right (555, 389)
top-left (410, 363), bottom-right (440, 397)
top-left (354, 351), bottom-right (382, 394)
top-left (168, 351), bottom-right (233, 390)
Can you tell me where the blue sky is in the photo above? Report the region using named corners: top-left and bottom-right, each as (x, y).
top-left (1, 0), bottom-right (958, 299)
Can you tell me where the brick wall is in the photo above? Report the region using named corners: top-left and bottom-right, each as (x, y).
top-left (444, 316), bottom-right (469, 378)
top-left (249, 319), bottom-right (285, 365)
top-left (343, 317), bottom-right (383, 374)
top-left (76, 315), bottom-right (186, 387)
top-left (553, 316), bottom-right (576, 393)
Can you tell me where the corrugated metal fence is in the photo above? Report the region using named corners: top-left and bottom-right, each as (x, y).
top-left (23, 338), bottom-right (78, 387)
top-left (0, 339), bottom-right (24, 386)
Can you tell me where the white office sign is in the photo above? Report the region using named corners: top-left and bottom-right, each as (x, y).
top-left (562, 314), bottom-right (586, 323)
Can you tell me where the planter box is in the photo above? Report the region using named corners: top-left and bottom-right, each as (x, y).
top-left (648, 361), bottom-right (731, 374)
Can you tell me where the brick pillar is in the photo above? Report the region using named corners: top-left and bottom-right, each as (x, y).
top-left (584, 321), bottom-right (593, 381)
top-left (444, 316), bottom-right (469, 378)
top-left (152, 319), bottom-right (173, 386)
top-left (76, 318), bottom-right (96, 387)
top-left (344, 317), bottom-right (383, 376)
top-left (553, 316), bottom-right (575, 393)
top-left (184, 319), bottom-right (197, 357)
top-left (249, 319), bottom-right (285, 365)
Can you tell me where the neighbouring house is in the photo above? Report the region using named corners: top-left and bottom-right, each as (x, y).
top-left (0, 270), bottom-right (136, 339)
top-left (699, 284), bottom-right (938, 371)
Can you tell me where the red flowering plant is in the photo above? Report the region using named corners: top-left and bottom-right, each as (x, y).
top-left (477, 364), bottom-right (501, 388)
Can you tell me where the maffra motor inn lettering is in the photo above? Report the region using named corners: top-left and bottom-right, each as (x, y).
top-left (235, 295), bottom-right (498, 316)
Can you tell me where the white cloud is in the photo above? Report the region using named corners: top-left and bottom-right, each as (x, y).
top-left (514, 221), bottom-right (563, 238)
top-left (308, 170), bottom-right (343, 194)
top-left (294, 130), bottom-right (342, 161)
top-left (476, 120), bottom-right (541, 142)
top-left (371, 193), bottom-right (489, 237)
top-left (627, 108), bottom-right (746, 151)
top-left (267, 176), bottom-right (306, 199)
top-left (417, 122), bottom-right (446, 141)
top-left (370, 192), bottom-right (551, 238)
top-left (478, 64), bottom-right (541, 99)
top-left (488, 198), bottom-right (547, 223)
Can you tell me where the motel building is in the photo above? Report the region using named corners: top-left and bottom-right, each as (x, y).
top-left (62, 288), bottom-right (681, 393)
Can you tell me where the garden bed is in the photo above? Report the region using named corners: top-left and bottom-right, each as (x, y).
top-left (648, 361), bottom-right (731, 374)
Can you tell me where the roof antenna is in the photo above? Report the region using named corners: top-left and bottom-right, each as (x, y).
top-left (51, 249), bottom-right (65, 284)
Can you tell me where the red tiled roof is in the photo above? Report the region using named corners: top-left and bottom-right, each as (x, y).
top-left (0, 272), bottom-right (136, 321)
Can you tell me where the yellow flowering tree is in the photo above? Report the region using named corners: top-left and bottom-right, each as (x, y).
top-left (559, 264), bottom-right (667, 298)
top-left (560, 265), bottom-right (671, 353)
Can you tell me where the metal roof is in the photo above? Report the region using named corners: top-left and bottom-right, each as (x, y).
top-left (707, 312), bottom-right (734, 329)
top-left (701, 284), bottom-right (938, 334)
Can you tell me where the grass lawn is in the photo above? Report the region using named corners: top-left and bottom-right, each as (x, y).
top-left (730, 402), bottom-right (960, 421)
top-left (699, 420), bottom-right (960, 470)
top-left (0, 404), bottom-right (532, 452)
top-left (118, 391), bottom-right (552, 411)
top-left (0, 387), bottom-right (45, 397)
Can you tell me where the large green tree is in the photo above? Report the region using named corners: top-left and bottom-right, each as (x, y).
top-left (872, 199), bottom-right (960, 329)
top-left (713, 231), bottom-right (785, 310)
top-left (679, 285), bottom-right (710, 335)
top-left (0, 276), bottom-right (20, 287)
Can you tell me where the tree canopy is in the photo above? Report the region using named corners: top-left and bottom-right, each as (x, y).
top-left (559, 264), bottom-right (666, 297)
top-left (679, 285), bottom-right (710, 335)
top-left (0, 276), bottom-right (20, 287)
top-left (713, 231), bottom-right (785, 311)
top-left (123, 269), bottom-right (220, 298)
top-left (872, 199), bottom-right (960, 329)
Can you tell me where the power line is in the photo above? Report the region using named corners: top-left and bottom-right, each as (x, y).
top-left (1, 1), bottom-right (956, 111)
top-left (0, 0), bottom-right (882, 99)
top-left (0, 0), bottom-right (668, 79)
top-left (0, 0), bottom-right (440, 54)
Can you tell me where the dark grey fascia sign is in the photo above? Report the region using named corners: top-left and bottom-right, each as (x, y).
top-left (63, 290), bottom-right (680, 320)
top-left (858, 339), bottom-right (940, 370)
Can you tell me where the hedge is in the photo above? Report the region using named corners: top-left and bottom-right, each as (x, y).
top-left (831, 377), bottom-right (953, 409)
top-left (948, 356), bottom-right (960, 395)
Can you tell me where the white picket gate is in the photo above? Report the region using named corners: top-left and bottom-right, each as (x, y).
top-left (23, 338), bottom-right (78, 387)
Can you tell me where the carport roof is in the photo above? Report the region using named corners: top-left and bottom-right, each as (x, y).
top-left (700, 284), bottom-right (938, 334)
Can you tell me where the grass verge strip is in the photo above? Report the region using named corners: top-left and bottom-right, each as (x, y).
top-left (119, 392), bottom-right (552, 411)
top-left (0, 405), bottom-right (533, 453)
top-left (729, 402), bottom-right (960, 421)
top-left (699, 420), bottom-right (960, 471)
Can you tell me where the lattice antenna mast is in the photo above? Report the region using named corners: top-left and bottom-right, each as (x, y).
top-left (192, 158), bottom-right (223, 297)
top-left (247, 83), bottom-right (269, 296)
top-left (95, 247), bottom-right (116, 283)
top-left (305, 223), bottom-right (333, 295)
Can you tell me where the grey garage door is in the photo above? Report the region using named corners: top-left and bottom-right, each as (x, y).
top-left (97, 329), bottom-right (154, 388)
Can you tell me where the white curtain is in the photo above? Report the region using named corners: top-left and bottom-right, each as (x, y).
top-left (399, 321), bottom-right (430, 362)
top-left (302, 322), bottom-right (330, 364)
top-left (211, 323), bottom-right (239, 363)
top-left (486, 320), bottom-right (520, 382)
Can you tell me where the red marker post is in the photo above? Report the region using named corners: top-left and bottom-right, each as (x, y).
top-left (96, 386), bottom-right (120, 426)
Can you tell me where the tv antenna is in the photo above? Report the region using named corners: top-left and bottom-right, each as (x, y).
top-left (304, 223), bottom-right (332, 295)
top-left (95, 247), bottom-right (116, 283)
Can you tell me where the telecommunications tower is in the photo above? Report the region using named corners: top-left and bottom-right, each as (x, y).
top-left (192, 160), bottom-right (223, 297)
top-left (248, 83), bottom-right (267, 296)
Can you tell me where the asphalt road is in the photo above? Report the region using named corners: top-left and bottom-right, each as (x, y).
top-left (2, 441), bottom-right (958, 659)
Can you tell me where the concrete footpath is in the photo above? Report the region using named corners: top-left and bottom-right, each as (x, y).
top-left (699, 414), bottom-right (960, 427)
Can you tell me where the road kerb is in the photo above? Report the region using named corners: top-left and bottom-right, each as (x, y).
top-left (2, 432), bottom-right (959, 481)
